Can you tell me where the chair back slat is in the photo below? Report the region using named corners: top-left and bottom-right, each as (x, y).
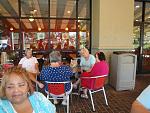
top-left (88, 75), bottom-right (106, 90)
top-left (48, 83), bottom-right (65, 95)
top-left (93, 76), bottom-right (105, 89)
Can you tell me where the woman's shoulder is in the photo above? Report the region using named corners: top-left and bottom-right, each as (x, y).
top-left (0, 98), bottom-right (13, 112)
top-left (29, 92), bottom-right (46, 102)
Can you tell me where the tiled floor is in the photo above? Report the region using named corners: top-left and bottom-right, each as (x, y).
top-left (44, 75), bottom-right (150, 113)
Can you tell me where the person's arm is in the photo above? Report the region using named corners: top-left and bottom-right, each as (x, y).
top-left (18, 58), bottom-right (23, 67)
top-left (80, 57), bottom-right (84, 73)
top-left (131, 100), bottom-right (150, 113)
top-left (34, 58), bottom-right (40, 75)
top-left (65, 66), bottom-right (73, 77)
top-left (35, 63), bottom-right (40, 75)
top-left (28, 72), bottom-right (44, 88)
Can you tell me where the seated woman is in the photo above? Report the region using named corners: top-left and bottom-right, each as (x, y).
top-left (80, 52), bottom-right (109, 98)
top-left (73, 48), bottom-right (96, 89)
top-left (0, 67), bottom-right (56, 113)
top-left (80, 48), bottom-right (96, 73)
top-left (131, 85), bottom-right (150, 113)
top-left (18, 48), bottom-right (44, 89)
top-left (40, 51), bottom-right (73, 105)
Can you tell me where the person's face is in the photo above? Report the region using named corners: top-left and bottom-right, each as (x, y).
top-left (82, 51), bottom-right (89, 58)
top-left (26, 50), bottom-right (32, 58)
top-left (5, 73), bottom-right (29, 104)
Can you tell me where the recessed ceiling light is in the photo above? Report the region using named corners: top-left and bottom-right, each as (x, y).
top-left (135, 20), bottom-right (139, 21)
top-left (148, 16), bottom-right (150, 19)
top-left (29, 16), bottom-right (34, 22)
top-left (34, 9), bottom-right (37, 12)
top-left (38, 27), bottom-right (41, 31)
top-left (10, 27), bottom-right (13, 31)
top-left (135, 5), bottom-right (140, 8)
top-left (65, 27), bottom-right (68, 31)
top-left (67, 11), bottom-right (71, 14)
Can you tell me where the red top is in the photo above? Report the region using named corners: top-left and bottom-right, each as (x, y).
top-left (90, 61), bottom-right (109, 76)
top-left (81, 61), bottom-right (109, 89)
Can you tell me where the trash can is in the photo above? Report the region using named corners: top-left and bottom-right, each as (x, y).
top-left (109, 52), bottom-right (137, 91)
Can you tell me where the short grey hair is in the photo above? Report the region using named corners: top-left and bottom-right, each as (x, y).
top-left (49, 51), bottom-right (62, 63)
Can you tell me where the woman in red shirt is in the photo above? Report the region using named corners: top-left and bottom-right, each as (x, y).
top-left (81, 52), bottom-right (109, 98)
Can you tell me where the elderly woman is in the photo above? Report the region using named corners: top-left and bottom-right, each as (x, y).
top-left (80, 48), bottom-right (96, 72)
top-left (80, 52), bottom-right (109, 98)
top-left (73, 48), bottom-right (96, 89)
top-left (18, 48), bottom-right (44, 89)
top-left (0, 67), bottom-right (56, 113)
top-left (40, 51), bottom-right (73, 105)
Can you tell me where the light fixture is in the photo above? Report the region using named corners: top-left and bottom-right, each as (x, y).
top-left (67, 10), bottom-right (71, 14)
top-left (148, 16), bottom-right (150, 19)
top-left (65, 27), bottom-right (68, 31)
top-left (38, 27), bottom-right (41, 31)
top-left (10, 27), bottom-right (13, 31)
top-left (29, 16), bottom-right (34, 22)
top-left (135, 5), bottom-right (140, 8)
top-left (135, 19), bottom-right (139, 21)
top-left (33, 9), bottom-right (37, 13)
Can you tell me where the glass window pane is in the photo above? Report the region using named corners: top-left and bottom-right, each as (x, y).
top-left (0, 19), bottom-right (20, 51)
top-left (143, 24), bottom-right (150, 49)
top-left (133, 26), bottom-right (140, 49)
top-left (134, 2), bottom-right (142, 22)
top-left (142, 24), bottom-right (150, 72)
top-left (78, 20), bottom-right (90, 49)
top-left (50, 19), bottom-right (76, 50)
top-left (78, 0), bottom-right (90, 19)
top-left (0, 0), bottom-right (19, 17)
top-left (50, 0), bottom-right (76, 18)
top-left (22, 32), bottom-right (49, 50)
top-left (21, 0), bottom-right (48, 17)
top-left (21, 19), bottom-right (49, 50)
top-left (145, 3), bottom-right (150, 22)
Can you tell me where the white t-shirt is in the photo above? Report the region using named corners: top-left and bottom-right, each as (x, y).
top-left (19, 56), bottom-right (38, 73)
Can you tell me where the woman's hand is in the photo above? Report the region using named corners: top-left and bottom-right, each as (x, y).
top-left (38, 82), bottom-right (44, 89)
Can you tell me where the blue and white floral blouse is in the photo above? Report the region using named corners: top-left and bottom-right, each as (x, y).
top-left (0, 92), bottom-right (56, 113)
top-left (40, 65), bottom-right (73, 92)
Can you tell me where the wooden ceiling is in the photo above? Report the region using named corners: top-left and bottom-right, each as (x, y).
top-left (0, 0), bottom-right (90, 32)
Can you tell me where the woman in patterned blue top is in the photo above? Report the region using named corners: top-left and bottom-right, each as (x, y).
top-left (40, 51), bottom-right (73, 105)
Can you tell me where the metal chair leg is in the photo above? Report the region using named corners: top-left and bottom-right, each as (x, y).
top-left (102, 87), bottom-right (108, 106)
top-left (89, 90), bottom-right (95, 111)
top-left (67, 96), bottom-right (69, 113)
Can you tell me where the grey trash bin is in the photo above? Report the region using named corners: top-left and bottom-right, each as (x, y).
top-left (110, 52), bottom-right (137, 91)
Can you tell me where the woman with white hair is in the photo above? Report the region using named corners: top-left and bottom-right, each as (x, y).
top-left (80, 48), bottom-right (96, 72)
top-left (18, 48), bottom-right (44, 89)
top-left (73, 48), bottom-right (96, 89)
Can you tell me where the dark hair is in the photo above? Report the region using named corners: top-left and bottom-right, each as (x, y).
top-left (95, 52), bottom-right (106, 61)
